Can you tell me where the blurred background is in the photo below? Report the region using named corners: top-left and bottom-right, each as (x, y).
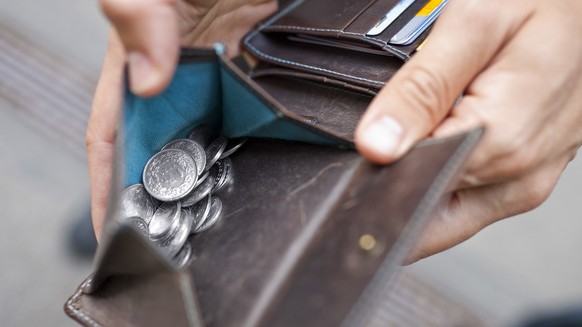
top-left (1, 1), bottom-right (581, 326)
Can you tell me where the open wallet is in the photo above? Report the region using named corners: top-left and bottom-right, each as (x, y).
top-left (65, 0), bottom-right (485, 326)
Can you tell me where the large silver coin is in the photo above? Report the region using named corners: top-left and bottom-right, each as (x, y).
top-left (172, 242), bottom-right (192, 268)
top-left (219, 138), bottom-right (247, 159)
top-left (126, 216), bottom-right (149, 238)
top-left (204, 136), bottom-right (227, 171)
top-left (181, 173), bottom-right (215, 207)
top-left (159, 210), bottom-right (191, 257)
top-left (148, 202), bottom-right (181, 240)
top-left (190, 195), bottom-right (212, 232)
top-left (120, 184), bottom-right (155, 224)
top-left (143, 149), bottom-right (198, 202)
top-left (212, 158), bottom-right (232, 194)
top-left (194, 197), bottom-right (223, 233)
top-left (162, 139), bottom-right (206, 175)
top-left (188, 125), bottom-right (217, 149)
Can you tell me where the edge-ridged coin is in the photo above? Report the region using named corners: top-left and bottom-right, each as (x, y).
top-left (194, 170), bottom-right (210, 188)
top-left (212, 158), bottom-right (232, 194)
top-left (162, 139), bottom-right (206, 175)
top-left (194, 197), bottom-right (223, 233)
top-left (148, 202), bottom-right (181, 240)
top-left (143, 149), bottom-right (198, 201)
top-left (191, 195), bottom-right (212, 232)
top-left (126, 216), bottom-right (149, 238)
top-left (120, 184), bottom-right (155, 224)
top-left (159, 211), bottom-right (191, 257)
top-left (188, 125), bottom-right (217, 149)
top-left (172, 242), bottom-right (192, 268)
top-left (204, 136), bottom-right (227, 171)
top-left (181, 173), bottom-right (215, 207)
top-left (219, 138), bottom-right (247, 159)
top-left (207, 159), bottom-right (224, 191)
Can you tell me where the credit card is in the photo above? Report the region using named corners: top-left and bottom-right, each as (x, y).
top-left (390, 0), bottom-right (448, 45)
top-left (366, 0), bottom-right (416, 36)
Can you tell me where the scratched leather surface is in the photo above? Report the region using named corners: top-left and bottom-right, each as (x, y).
top-left (66, 130), bottom-right (482, 327)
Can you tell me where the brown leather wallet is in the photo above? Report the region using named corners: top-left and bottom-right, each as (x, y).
top-left (65, 1), bottom-right (483, 326)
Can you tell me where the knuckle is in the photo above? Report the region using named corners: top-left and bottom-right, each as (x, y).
top-left (497, 147), bottom-right (538, 178)
top-left (395, 65), bottom-right (451, 126)
top-left (456, 0), bottom-right (498, 25)
top-left (85, 127), bottom-right (97, 150)
top-left (521, 178), bottom-right (554, 211)
top-left (100, 0), bottom-right (145, 21)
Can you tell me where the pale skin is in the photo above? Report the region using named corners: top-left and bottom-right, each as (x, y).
top-left (88, 0), bottom-right (582, 264)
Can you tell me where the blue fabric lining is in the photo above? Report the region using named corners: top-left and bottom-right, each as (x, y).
top-left (123, 53), bottom-right (338, 186)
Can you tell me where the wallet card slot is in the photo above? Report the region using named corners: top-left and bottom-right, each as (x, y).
top-left (251, 64), bottom-right (378, 96)
top-left (263, 0), bottom-right (379, 36)
top-left (245, 32), bottom-right (402, 89)
top-left (344, 0), bottom-right (429, 40)
top-left (251, 71), bottom-right (374, 140)
top-left (259, 0), bottom-right (431, 59)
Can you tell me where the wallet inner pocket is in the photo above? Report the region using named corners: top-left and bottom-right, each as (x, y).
top-left (262, 0), bottom-right (430, 59)
top-left (265, 0), bottom-right (379, 34)
top-left (251, 65), bottom-right (375, 139)
top-left (245, 32), bottom-right (403, 89)
top-left (123, 49), bottom-right (350, 186)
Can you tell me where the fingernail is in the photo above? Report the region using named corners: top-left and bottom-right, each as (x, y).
top-left (361, 115), bottom-right (403, 158)
top-left (128, 52), bottom-right (159, 95)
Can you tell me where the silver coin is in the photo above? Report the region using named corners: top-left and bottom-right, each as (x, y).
top-left (194, 170), bottom-right (210, 188)
top-left (162, 139), bottom-right (206, 176)
top-left (207, 158), bottom-right (224, 191)
top-left (190, 195), bottom-right (212, 232)
top-left (158, 210), bottom-right (191, 257)
top-left (148, 202), bottom-right (181, 240)
top-left (219, 138), bottom-right (247, 159)
top-left (126, 216), bottom-right (149, 238)
top-left (172, 242), bottom-right (192, 268)
top-left (194, 197), bottom-right (223, 233)
top-left (204, 136), bottom-right (228, 171)
top-left (120, 184), bottom-right (155, 224)
top-left (181, 173), bottom-right (215, 207)
top-left (212, 158), bottom-right (232, 194)
top-left (188, 125), bottom-right (217, 149)
top-left (143, 149), bottom-right (198, 202)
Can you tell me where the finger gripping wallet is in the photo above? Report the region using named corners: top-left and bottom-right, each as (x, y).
top-left (65, 1), bottom-right (483, 326)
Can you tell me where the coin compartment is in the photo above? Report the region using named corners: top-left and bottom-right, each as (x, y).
top-left (123, 47), bottom-right (351, 187)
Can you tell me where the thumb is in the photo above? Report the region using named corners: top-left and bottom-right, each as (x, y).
top-left (100, 0), bottom-right (180, 97)
top-left (355, 1), bottom-right (519, 164)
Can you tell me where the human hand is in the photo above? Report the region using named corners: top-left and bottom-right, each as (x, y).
top-left (355, 0), bottom-right (582, 264)
top-left (100, 0), bottom-right (277, 96)
top-left (87, 0), bottom-right (277, 240)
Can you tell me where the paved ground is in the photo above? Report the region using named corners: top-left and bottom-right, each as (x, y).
top-left (0, 1), bottom-right (581, 326)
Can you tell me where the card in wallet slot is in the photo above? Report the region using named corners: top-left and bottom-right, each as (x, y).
top-left (259, 0), bottom-right (431, 59)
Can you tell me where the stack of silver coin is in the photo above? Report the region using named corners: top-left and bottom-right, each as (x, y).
top-left (119, 125), bottom-right (246, 268)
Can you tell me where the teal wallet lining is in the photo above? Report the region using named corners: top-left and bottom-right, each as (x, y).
top-left (123, 47), bottom-right (348, 186)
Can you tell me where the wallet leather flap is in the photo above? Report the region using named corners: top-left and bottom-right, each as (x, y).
top-left (66, 129), bottom-right (482, 327)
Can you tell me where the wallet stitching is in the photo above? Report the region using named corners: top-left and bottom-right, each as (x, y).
top-left (66, 278), bottom-right (103, 327)
top-left (261, 26), bottom-right (409, 59)
top-left (245, 33), bottom-right (385, 87)
top-left (218, 57), bottom-right (353, 145)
